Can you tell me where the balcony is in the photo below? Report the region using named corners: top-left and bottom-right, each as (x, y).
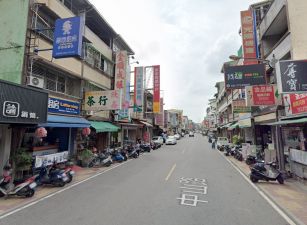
top-left (259, 0), bottom-right (287, 40)
top-left (265, 32), bottom-right (291, 61)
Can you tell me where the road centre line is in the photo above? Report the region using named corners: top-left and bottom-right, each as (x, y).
top-left (0, 160), bottom-right (131, 221)
top-left (165, 164), bottom-right (177, 181)
top-left (218, 151), bottom-right (297, 225)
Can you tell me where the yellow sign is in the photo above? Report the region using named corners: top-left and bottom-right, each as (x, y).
top-left (153, 102), bottom-right (160, 113)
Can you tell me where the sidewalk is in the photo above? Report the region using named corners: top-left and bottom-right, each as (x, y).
top-left (0, 163), bottom-right (116, 216)
top-left (224, 154), bottom-right (307, 225)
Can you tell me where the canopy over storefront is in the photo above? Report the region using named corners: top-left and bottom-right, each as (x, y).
top-left (90, 121), bottom-right (120, 133)
top-left (139, 121), bottom-right (153, 127)
top-left (266, 117), bottom-right (307, 126)
top-left (39, 115), bottom-right (90, 128)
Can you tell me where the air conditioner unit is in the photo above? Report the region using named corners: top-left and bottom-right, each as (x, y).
top-left (27, 75), bottom-right (44, 89)
top-left (86, 111), bottom-right (94, 116)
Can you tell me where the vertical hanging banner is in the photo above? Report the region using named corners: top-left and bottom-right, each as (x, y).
top-left (153, 65), bottom-right (160, 113)
top-left (52, 16), bottom-right (84, 58)
top-left (155, 98), bottom-right (164, 126)
top-left (134, 67), bottom-right (144, 110)
top-left (115, 51), bottom-right (128, 109)
top-left (241, 10), bottom-right (257, 65)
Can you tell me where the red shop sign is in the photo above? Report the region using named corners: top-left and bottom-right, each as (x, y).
top-left (252, 85), bottom-right (275, 105)
top-left (284, 94), bottom-right (307, 115)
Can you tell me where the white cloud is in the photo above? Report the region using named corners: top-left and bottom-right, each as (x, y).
top-left (90, 0), bottom-right (256, 122)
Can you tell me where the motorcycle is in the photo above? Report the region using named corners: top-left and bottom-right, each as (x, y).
top-left (224, 146), bottom-right (231, 156)
top-left (127, 145), bottom-right (139, 158)
top-left (0, 165), bottom-right (37, 198)
top-left (234, 147), bottom-right (243, 161)
top-left (35, 163), bottom-right (68, 187)
top-left (140, 143), bottom-right (151, 152)
top-left (250, 161), bottom-right (284, 184)
top-left (88, 152), bottom-right (113, 167)
top-left (51, 161), bottom-right (75, 183)
top-left (110, 149), bottom-right (125, 162)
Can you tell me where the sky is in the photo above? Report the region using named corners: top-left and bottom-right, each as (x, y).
top-left (90, 0), bottom-right (260, 122)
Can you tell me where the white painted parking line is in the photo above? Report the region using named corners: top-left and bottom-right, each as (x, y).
top-left (0, 160), bottom-right (131, 220)
top-left (165, 164), bottom-right (176, 181)
top-left (218, 151), bottom-right (297, 225)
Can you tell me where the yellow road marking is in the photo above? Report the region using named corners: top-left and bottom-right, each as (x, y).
top-left (165, 164), bottom-right (176, 181)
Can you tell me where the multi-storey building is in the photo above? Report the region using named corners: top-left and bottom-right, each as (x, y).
top-left (0, 0), bottom-right (134, 172)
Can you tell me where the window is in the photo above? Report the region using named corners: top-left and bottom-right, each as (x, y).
top-left (85, 44), bottom-right (114, 76)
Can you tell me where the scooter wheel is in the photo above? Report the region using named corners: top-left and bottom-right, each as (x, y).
top-left (250, 175), bottom-right (258, 183)
top-left (66, 174), bottom-right (73, 183)
top-left (58, 181), bottom-right (66, 187)
top-left (277, 175), bottom-right (284, 184)
top-left (25, 189), bottom-right (35, 198)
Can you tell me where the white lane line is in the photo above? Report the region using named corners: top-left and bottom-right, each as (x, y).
top-left (165, 164), bottom-right (177, 181)
top-left (220, 152), bottom-right (297, 225)
top-left (0, 160), bottom-right (131, 220)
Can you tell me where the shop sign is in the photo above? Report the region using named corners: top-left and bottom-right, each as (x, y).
top-left (52, 16), bottom-right (84, 58)
top-left (84, 90), bottom-right (120, 111)
top-left (245, 85), bottom-right (281, 106)
top-left (283, 93), bottom-right (307, 116)
top-left (35, 151), bottom-right (69, 168)
top-left (155, 98), bottom-right (164, 126)
top-left (224, 64), bottom-right (266, 89)
top-left (232, 99), bottom-right (251, 113)
top-left (48, 97), bottom-right (80, 115)
top-left (153, 65), bottom-right (160, 113)
top-left (115, 51), bottom-right (128, 109)
top-left (0, 81), bottom-right (48, 124)
top-left (241, 10), bottom-right (258, 65)
top-left (134, 67), bottom-right (144, 108)
top-left (276, 60), bottom-right (307, 93)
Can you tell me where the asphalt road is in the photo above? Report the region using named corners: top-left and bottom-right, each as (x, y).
top-left (0, 134), bottom-right (290, 225)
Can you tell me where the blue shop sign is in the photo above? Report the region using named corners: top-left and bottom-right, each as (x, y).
top-left (52, 16), bottom-right (84, 58)
top-left (48, 97), bottom-right (80, 115)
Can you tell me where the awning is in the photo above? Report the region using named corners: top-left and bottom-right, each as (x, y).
top-left (39, 115), bottom-right (90, 128)
top-left (90, 121), bottom-right (119, 133)
top-left (267, 117), bottom-right (307, 126)
top-left (228, 122), bottom-right (239, 130)
top-left (139, 121), bottom-right (153, 127)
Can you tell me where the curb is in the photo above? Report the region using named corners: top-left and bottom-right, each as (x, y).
top-left (218, 151), bottom-right (305, 225)
top-left (0, 160), bottom-right (131, 219)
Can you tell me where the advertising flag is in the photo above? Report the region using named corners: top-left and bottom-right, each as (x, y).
top-left (153, 65), bottom-right (160, 113)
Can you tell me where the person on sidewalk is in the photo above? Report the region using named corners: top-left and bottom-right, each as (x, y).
top-left (211, 138), bottom-right (216, 149)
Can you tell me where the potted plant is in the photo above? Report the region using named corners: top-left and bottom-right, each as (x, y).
top-left (77, 149), bottom-right (93, 167)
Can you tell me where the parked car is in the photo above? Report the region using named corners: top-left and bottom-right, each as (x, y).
top-left (152, 136), bottom-right (164, 147)
top-left (189, 131), bottom-right (194, 137)
top-left (166, 136), bottom-right (177, 145)
top-left (174, 133), bottom-right (181, 140)
top-left (216, 137), bottom-right (229, 149)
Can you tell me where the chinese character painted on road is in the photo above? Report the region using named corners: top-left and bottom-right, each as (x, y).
top-left (177, 194), bottom-right (208, 207)
top-left (99, 96), bottom-right (108, 106)
top-left (87, 96), bottom-right (95, 107)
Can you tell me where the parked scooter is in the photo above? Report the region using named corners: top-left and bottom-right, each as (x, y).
top-left (234, 147), bottom-right (243, 161)
top-left (110, 148), bottom-right (125, 162)
top-left (0, 165), bottom-right (37, 198)
top-left (224, 146), bottom-right (231, 156)
top-left (127, 145), bottom-right (139, 158)
top-left (88, 152), bottom-right (113, 167)
top-left (140, 143), bottom-right (151, 153)
top-left (250, 161), bottom-right (284, 184)
top-left (35, 163), bottom-right (68, 187)
top-left (51, 161), bottom-right (75, 183)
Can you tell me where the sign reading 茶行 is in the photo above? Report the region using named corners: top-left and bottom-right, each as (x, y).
top-left (84, 90), bottom-right (120, 111)
top-left (224, 64), bottom-right (266, 89)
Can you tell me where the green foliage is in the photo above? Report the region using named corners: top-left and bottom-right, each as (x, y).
top-left (232, 135), bottom-right (243, 145)
top-left (78, 149), bottom-right (93, 161)
top-left (12, 148), bottom-right (32, 170)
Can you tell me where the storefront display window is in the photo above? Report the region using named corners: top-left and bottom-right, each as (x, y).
top-left (282, 127), bottom-right (303, 150)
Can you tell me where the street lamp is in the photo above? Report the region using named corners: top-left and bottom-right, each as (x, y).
top-left (228, 55), bottom-right (277, 69)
